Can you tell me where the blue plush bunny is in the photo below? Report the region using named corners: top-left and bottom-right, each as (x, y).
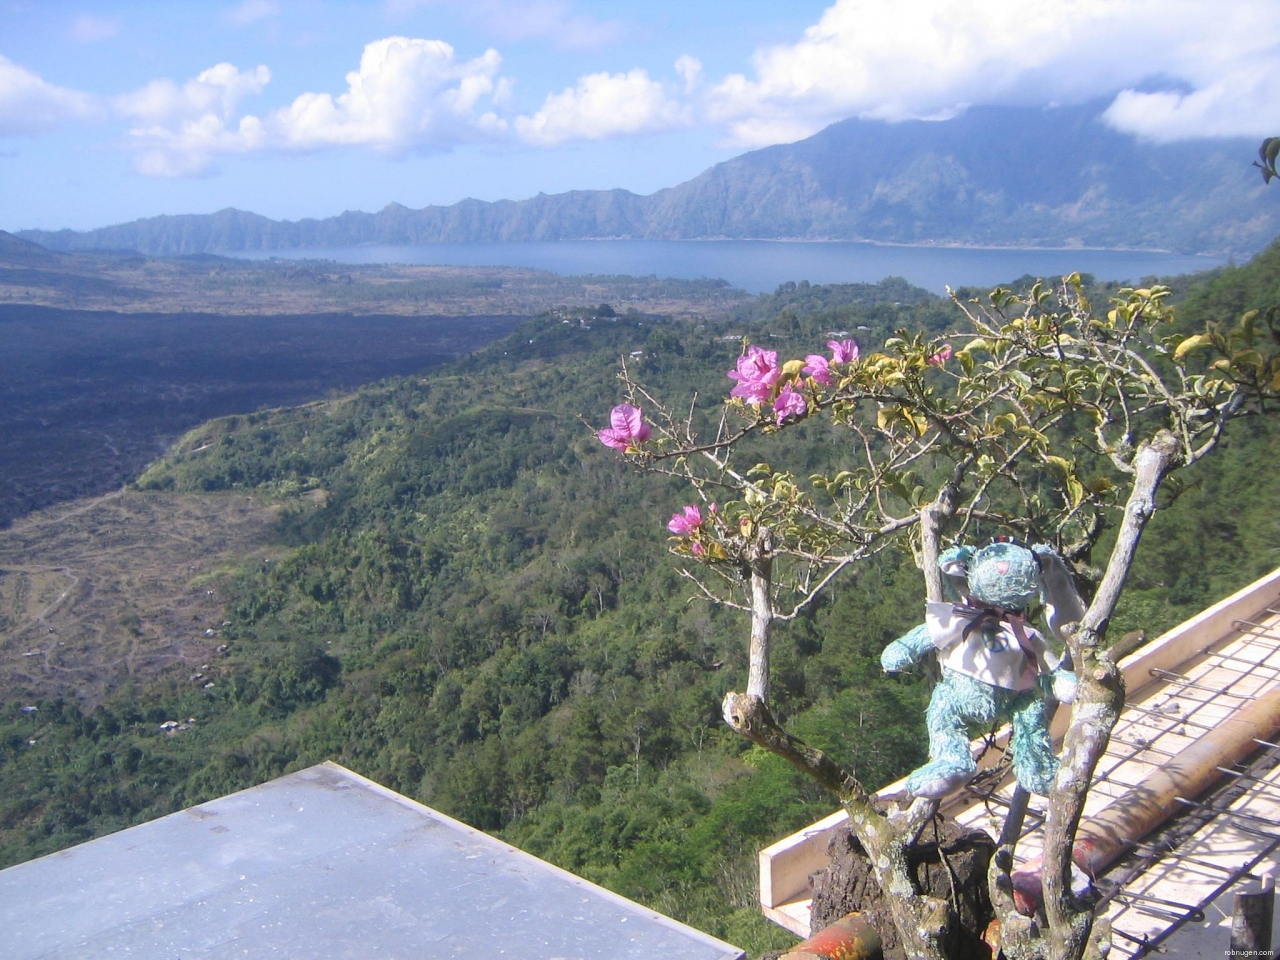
top-left (881, 540), bottom-right (1081, 799)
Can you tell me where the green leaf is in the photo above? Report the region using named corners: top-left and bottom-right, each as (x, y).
top-left (1172, 334), bottom-right (1208, 363)
top-left (1043, 455), bottom-right (1072, 477)
top-left (1066, 476), bottom-right (1085, 508)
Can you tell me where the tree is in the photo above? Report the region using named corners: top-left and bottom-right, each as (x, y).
top-left (596, 277), bottom-right (1280, 959)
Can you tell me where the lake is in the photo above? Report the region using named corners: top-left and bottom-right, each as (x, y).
top-left (234, 239), bottom-right (1228, 295)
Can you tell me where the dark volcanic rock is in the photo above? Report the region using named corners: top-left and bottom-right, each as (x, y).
top-left (810, 816), bottom-right (996, 960)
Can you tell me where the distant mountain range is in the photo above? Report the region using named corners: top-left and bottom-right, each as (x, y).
top-left (19, 103), bottom-right (1279, 257)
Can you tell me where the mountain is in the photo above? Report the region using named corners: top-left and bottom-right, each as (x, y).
top-left (0, 229), bottom-right (61, 263)
top-left (18, 103), bottom-right (1279, 256)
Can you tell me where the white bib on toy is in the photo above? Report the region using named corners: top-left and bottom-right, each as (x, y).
top-left (925, 600), bottom-right (1059, 692)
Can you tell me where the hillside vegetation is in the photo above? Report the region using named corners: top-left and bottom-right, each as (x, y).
top-left (3, 249), bottom-right (1279, 955)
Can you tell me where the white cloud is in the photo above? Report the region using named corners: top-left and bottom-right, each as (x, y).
top-left (0, 56), bottom-right (99, 136)
top-left (70, 14), bottom-right (121, 44)
top-left (116, 64), bottom-right (271, 127)
top-left (710, 0), bottom-right (1280, 146)
top-left (226, 0), bottom-right (281, 28)
top-left (1101, 6), bottom-right (1280, 141)
top-left (114, 37), bottom-right (511, 175)
top-left (515, 67), bottom-right (690, 146)
top-left (267, 37), bottom-right (507, 151)
top-left (1104, 68), bottom-right (1280, 142)
top-left (674, 55), bottom-right (701, 96)
top-left (115, 64), bottom-right (271, 176)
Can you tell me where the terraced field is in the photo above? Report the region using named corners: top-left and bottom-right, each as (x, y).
top-left (0, 490), bottom-right (283, 703)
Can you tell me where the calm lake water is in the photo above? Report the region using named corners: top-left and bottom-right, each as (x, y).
top-left (234, 240), bottom-right (1227, 295)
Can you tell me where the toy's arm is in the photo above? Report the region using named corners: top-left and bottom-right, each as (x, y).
top-left (881, 623), bottom-right (933, 674)
top-left (1032, 543), bottom-right (1086, 645)
top-left (1050, 668), bottom-right (1078, 704)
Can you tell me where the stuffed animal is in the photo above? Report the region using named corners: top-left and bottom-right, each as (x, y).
top-left (880, 539), bottom-right (1082, 799)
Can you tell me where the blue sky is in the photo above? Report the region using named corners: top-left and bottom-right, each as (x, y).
top-left (2, 0), bottom-right (1278, 232)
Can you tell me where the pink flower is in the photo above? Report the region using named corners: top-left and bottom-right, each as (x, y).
top-left (803, 354), bottom-right (833, 386)
top-left (773, 384), bottom-right (807, 422)
top-left (668, 505), bottom-right (703, 535)
top-left (927, 344), bottom-right (953, 366)
top-left (690, 542), bottom-right (706, 558)
top-left (728, 345), bottom-right (780, 406)
top-left (828, 339), bottom-right (859, 364)
top-left (598, 404), bottom-right (652, 450)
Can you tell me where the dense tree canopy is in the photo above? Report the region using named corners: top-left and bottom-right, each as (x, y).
top-left (3, 246), bottom-right (1280, 956)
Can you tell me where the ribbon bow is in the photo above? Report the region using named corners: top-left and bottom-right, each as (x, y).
top-left (953, 597), bottom-right (1038, 660)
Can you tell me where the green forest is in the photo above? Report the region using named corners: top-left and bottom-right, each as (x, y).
top-left (4, 246), bottom-right (1280, 955)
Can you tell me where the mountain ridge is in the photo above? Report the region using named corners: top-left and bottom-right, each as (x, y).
top-left (18, 103), bottom-right (1279, 257)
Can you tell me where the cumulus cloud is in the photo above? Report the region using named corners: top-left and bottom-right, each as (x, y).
top-left (1101, 5), bottom-right (1280, 141)
top-left (115, 37), bottom-right (511, 175)
top-left (114, 63), bottom-right (270, 176)
top-left (267, 37), bottom-right (507, 150)
top-left (674, 55), bottom-right (701, 95)
top-left (515, 67), bottom-right (690, 146)
top-left (116, 64), bottom-right (271, 127)
top-left (0, 56), bottom-right (99, 136)
top-left (710, 0), bottom-right (1280, 146)
top-left (1105, 69), bottom-right (1280, 142)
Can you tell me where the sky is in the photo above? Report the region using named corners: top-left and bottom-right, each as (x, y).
top-left (1, 0), bottom-right (1278, 232)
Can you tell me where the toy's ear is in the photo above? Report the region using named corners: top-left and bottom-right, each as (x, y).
top-left (938, 544), bottom-right (974, 577)
top-left (938, 545), bottom-right (974, 600)
top-left (1032, 544), bottom-right (1087, 645)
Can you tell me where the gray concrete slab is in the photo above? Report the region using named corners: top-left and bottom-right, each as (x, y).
top-left (0, 762), bottom-right (745, 960)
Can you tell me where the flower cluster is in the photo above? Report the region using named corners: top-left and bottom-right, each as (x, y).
top-left (597, 403), bottom-right (651, 451)
top-left (724, 337), bottom-right (861, 424)
top-left (773, 384), bottom-right (807, 421)
top-left (667, 504), bottom-right (704, 535)
top-left (667, 502), bottom-right (717, 556)
top-left (829, 338), bottom-right (859, 364)
top-left (727, 346), bottom-right (780, 406)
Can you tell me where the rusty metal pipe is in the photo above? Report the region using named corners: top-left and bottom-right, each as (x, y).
top-left (779, 911), bottom-right (882, 960)
top-left (1012, 680), bottom-right (1280, 911)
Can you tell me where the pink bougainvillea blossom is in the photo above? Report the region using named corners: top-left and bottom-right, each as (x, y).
top-left (828, 339), bottom-right (859, 364)
top-left (927, 344), bottom-right (953, 366)
top-left (773, 384), bottom-right (807, 421)
top-left (803, 354), bottom-right (833, 386)
top-left (598, 403), bottom-right (652, 450)
top-left (667, 505), bottom-right (703, 535)
top-left (727, 345), bottom-right (780, 405)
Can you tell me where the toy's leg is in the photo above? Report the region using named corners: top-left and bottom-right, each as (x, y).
top-left (1010, 692), bottom-right (1058, 796)
top-left (907, 674), bottom-right (985, 799)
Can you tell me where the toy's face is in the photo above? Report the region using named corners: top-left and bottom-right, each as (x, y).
top-left (967, 541), bottom-right (1040, 610)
